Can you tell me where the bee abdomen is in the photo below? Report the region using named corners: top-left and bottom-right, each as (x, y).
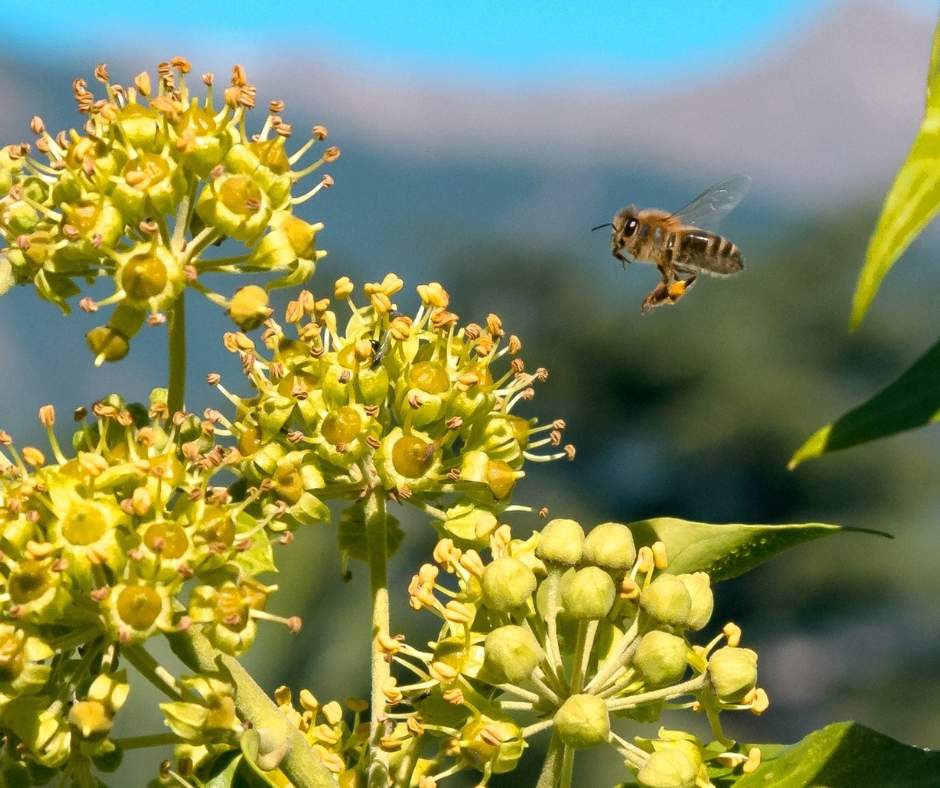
top-left (677, 231), bottom-right (743, 276)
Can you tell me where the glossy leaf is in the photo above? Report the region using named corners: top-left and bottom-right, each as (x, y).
top-left (627, 517), bottom-right (842, 581)
top-left (850, 18), bottom-right (940, 328)
top-left (731, 722), bottom-right (940, 787)
top-left (790, 337), bottom-right (940, 467)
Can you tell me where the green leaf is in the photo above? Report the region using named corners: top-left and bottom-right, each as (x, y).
top-left (850, 17), bottom-right (940, 328)
top-left (626, 517), bottom-right (842, 581)
top-left (730, 722), bottom-right (940, 787)
top-left (203, 751), bottom-right (243, 788)
top-left (790, 337), bottom-right (940, 467)
top-left (337, 501), bottom-right (404, 563)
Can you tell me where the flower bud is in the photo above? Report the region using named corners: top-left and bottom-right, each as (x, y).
top-left (634, 631), bottom-right (687, 687)
top-left (228, 284), bottom-right (272, 330)
top-left (85, 328), bottom-right (127, 363)
top-left (639, 575), bottom-right (692, 628)
top-left (561, 566), bottom-right (616, 620)
top-left (708, 646), bottom-right (758, 702)
top-left (582, 522), bottom-right (636, 571)
top-left (483, 625), bottom-right (542, 684)
top-left (676, 573), bottom-right (713, 631)
top-left (460, 716), bottom-right (525, 774)
top-left (636, 748), bottom-right (698, 788)
top-left (482, 558), bottom-right (537, 612)
top-left (459, 450), bottom-right (489, 484)
top-left (554, 694), bottom-right (609, 749)
top-left (536, 518), bottom-right (584, 566)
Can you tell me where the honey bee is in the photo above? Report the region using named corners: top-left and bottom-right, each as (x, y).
top-left (594, 175), bottom-right (751, 312)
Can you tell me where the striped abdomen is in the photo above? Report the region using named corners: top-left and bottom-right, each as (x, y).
top-left (670, 229), bottom-right (744, 276)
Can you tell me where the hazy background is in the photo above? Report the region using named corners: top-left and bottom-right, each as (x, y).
top-left (1, 1), bottom-right (939, 784)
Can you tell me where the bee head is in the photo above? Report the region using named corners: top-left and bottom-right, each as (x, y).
top-left (612, 207), bottom-right (639, 238)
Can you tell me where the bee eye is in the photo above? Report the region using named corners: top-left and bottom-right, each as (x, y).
top-left (624, 219), bottom-right (638, 237)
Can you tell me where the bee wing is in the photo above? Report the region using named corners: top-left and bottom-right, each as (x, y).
top-left (669, 175), bottom-right (751, 231)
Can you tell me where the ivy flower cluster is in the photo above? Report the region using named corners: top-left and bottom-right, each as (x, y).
top-left (209, 277), bottom-right (574, 563)
top-left (372, 518), bottom-right (767, 787)
top-left (0, 394), bottom-right (301, 777)
top-left (0, 58), bottom-right (335, 363)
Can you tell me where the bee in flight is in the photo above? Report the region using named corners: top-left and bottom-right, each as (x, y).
top-left (593, 175), bottom-right (751, 312)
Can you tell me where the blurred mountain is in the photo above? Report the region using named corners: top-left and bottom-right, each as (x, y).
top-left (267, 0), bottom-right (933, 202)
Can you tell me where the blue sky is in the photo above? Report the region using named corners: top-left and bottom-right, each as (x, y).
top-left (6, 1), bottom-right (931, 84)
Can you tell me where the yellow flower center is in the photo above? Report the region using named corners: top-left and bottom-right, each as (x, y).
top-left (116, 585), bottom-right (163, 630)
top-left (392, 436), bottom-right (434, 478)
top-left (322, 407), bottom-right (362, 446)
top-left (219, 176), bottom-right (262, 217)
top-left (408, 361), bottom-right (450, 394)
top-left (143, 522), bottom-right (189, 559)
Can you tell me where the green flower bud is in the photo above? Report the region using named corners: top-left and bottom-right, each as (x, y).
top-left (554, 694), bottom-right (610, 749)
top-left (160, 675), bottom-right (240, 741)
top-left (708, 646), bottom-right (758, 702)
top-left (115, 103), bottom-right (164, 151)
top-left (676, 573), bottom-right (713, 631)
top-left (112, 152), bottom-right (185, 219)
top-left (459, 450), bottom-right (490, 484)
top-left (583, 522), bottom-right (636, 571)
top-left (0, 624), bottom-right (53, 698)
top-left (460, 716), bottom-right (525, 774)
top-left (536, 518), bottom-right (584, 566)
top-left (228, 284), bottom-right (272, 330)
top-left (485, 458), bottom-right (518, 500)
top-left (561, 566), bottom-right (616, 620)
top-left (439, 503), bottom-right (499, 544)
top-left (634, 631), bottom-right (688, 687)
top-left (483, 625), bottom-right (543, 684)
top-left (226, 140), bottom-right (293, 206)
top-left (58, 196), bottom-right (124, 262)
top-left (639, 575), bottom-right (692, 628)
top-left (482, 557), bottom-right (537, 612)
top-left (86, 325), bottom-right (130, 364)
top-left (250, 212), bottom-right (322, 270)
top-left (636, 749), bottom-right (698, 788)
top-left (356, 364), bottom-right (390, 407)
top-left (117, 245), bottom-right (184, 308)
top-left (174, 103), bottom-right (231, 176)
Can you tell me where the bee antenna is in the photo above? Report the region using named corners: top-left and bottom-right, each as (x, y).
top-left (591, 223), bottom-right (612, 232)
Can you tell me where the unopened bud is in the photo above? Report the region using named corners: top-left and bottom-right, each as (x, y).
top-left (483, 625), bottom-right (543, 684)
top-left (582, 522), bottom-right (636, 571)
top-left (536, 518), bottom-right (584, 566)
top-left (481, 558), bottom-right (536, 612)
top-left (554, 694), bottom-right (609, 749)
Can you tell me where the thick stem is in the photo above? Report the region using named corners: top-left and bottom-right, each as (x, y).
top-left (366, 490), bottom-right (391, 787)
top-left (167, 293), bottom-right (187, 415)
top-left (536, 733), bottom-right (563, 788)
top-left (168, 630), bottom-right (338, 788)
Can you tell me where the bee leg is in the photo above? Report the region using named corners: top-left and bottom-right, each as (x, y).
top-left (641, 282), bottom-right (671, 313)
top-left (667, 273), bottom-right (697, 302)
top-left (614, 251), bottom-right (631, 269)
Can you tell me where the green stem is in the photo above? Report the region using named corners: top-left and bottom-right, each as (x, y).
top-left (559, 745), bottom-right (575, 788)
top-left (168, 293), bottom-right (187, 415)
top-left (122, 643), bottom-right (184, 700)
top-left (114, 732), bottom-right (185, 750)
top-left (536, 733), bottom-right (563, 788)
top-left (606, 674), bottom-right (708, 712)
top-left (366, 489), bottom-right (391, 788)
top-left (167, 630), bottom-right (338, 788)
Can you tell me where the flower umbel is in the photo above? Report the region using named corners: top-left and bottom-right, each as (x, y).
top-left (0, 59), bottom-right (336, 363)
